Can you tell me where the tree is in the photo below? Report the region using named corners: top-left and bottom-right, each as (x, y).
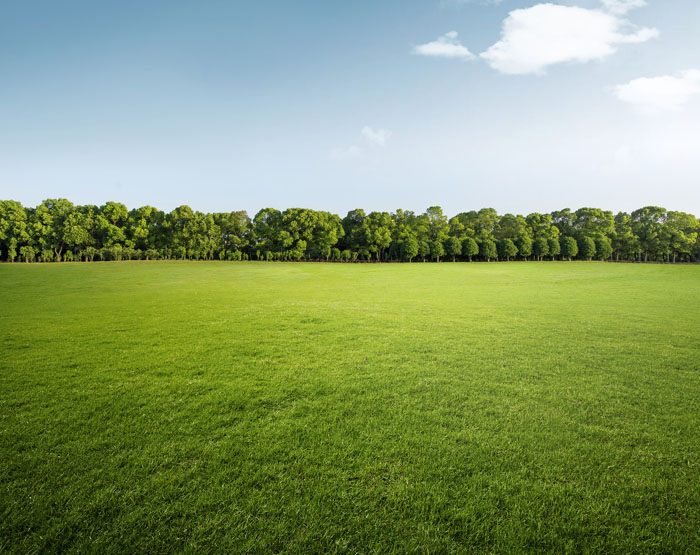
top-left (84, 246), bottom-right (98, 262)
top-left (631, 206), bottom-right (666, 262)
top-left (64, 207), bottom-right (96, 259)
top-left (365, 211), bottom-right (394, 261)
top-left (518, 237), bottom-right (533, 261)
top-left (425, 206), bottom-right (449, 243)
top-left (579, 237), bottom-right (596, 261)
top-left (574, 208), bottom-right (615, 240)
top-left (402, 236), bottom-right (419, 262)
top-left (446, 236), bottom-right (462, 262)
top-left (19, 245), bottom-right (35, 262)
top-left (499, 239), bottom-right (518, 262)
top-left (3, 199), bottom-right (699, 265)
top-left (665, 211), bottom-right (699, 263)
top-left (0, 201), bottom-right (29, 262)
top-left (215, 210), bottom-right (250, 260)
top-left (595, 237), bottom-right (613, 261)
top-left (128, 205), bottom-right (167, 253)
top-left (429, 239), bottom-right (444, 262)
top-left (252, 208), bottom-right (282, 259)
top-left (548, 238), bottom-right (561, 260)
top-left (561, 237), bottom-right (578, 261)
top-left (462, 238), bottom-right (478, 262)
top-left (480, 239), bottom-right (498, 262)
top-left (551, 209), bottom-right (576, 238)
top-left (612, 212), bottom-right (638, 261)
top-left (533, 238), bottom-right (550, 261)
top-left (311, 212), bottom-right (344, 260)
top-left (496, 213), bottom-right (530, 243)
top-left (32, 199), bottom-right (74, 261)
top-left (418, 238), bottom-right (431, 262)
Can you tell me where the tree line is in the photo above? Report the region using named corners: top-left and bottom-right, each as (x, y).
top-left (0, 200), bottom-right (698, 263)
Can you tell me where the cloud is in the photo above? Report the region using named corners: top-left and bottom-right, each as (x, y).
top-left (412, 31), bottom-right (475, 60)
top-left (613, 70), bottom-right (700, 112)
top-left (362, 126), bottom-right (391, 147)
top-left (331, 126), bottom-right (392, 160)
top-left (480, 3), bottom-right (658, 75)
top-left (601, 0), bottom-right (647, 15)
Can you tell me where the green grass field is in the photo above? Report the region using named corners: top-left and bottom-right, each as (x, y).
top-left (2, 262), bottom-right (700, 553)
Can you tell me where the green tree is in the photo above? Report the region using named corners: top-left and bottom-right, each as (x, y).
top-left (612, 212), bottom-right (638, 261)
top-left (446, 236), bottom-right (462, 262)
top-left (561, 237), bottom-right (578, 261)
top-left (551, 209), bottom-right (576, 238)
top-left (19, 245), bottom-right (35, 262)
top-left (480, 239), bottom-right (498, 262)
top-left (33, 199), bottom-right (74, 261)
top-left (595, 237), bottom-right (613, 261)
top-left (631, 206), bottom-right (666, 262)
top-left (215, 211), bottom-right (250, 260)
top-left (533, 238), bottom-right (550, 261)
top-left (402, 236), bottom-right (419, 262)
top-left (518, 237), bottom-right (533, 261)
top-left (252, 208), bottom-right (283, 260)
top-left (665, 211), bottom-right (698, 263)
top-left (0, 200), bottom-right (29, 262)
top-left (499, 239), bottom-right (518, 261)
top-left (430, 239), bottom-right (445, 262)
top-left (365, 212), bottom-right (394, 261)
top-left (548, 238), bottom-right (561, 260)
top-left (462, 237), bottom-right (478, 262)
top-left (579, 237), bottom-right (596, 261)
top-left (574, 208), bottom-right (615, 240)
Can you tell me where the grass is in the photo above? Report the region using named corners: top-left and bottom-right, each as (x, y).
top-left (1, 261), bottom-right (700, 554)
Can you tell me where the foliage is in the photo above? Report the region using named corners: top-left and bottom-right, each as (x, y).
top-left (579, 237), bottom-right (597, 261)
top-left (499, 239), bottom-right (518, 261)
top-left (561, 236), bottom-right (579, 261)
top-left (1, 201), bottom-right (698, 263)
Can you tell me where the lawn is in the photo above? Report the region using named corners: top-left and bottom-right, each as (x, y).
top-left (1, 261), bottom-right (699, 553)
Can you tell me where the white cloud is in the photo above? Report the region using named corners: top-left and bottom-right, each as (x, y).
top-left (601, 0), bottom-right (646, 15)
top-left (613, 70), bottom-right (700, 112)
top-left (362, 126), bottom-right (391, 147)
top-left (330, 145), bottom-right (362, 160)
top-left (412, 31), bottom-right (475, 60)
top-left (331, 126), bottom-right (392, 160)
top-left (480, 3), bottom-right (658, 75)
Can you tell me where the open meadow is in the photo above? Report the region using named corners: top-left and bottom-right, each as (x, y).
top-left (1, 261), bottom-right (700, 553)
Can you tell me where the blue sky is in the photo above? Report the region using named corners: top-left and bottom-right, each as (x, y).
top-left (2, 0), bottom-right (699, 216)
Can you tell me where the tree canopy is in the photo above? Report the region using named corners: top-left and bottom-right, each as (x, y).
top-left (1, 200), bottom-right (698, 264)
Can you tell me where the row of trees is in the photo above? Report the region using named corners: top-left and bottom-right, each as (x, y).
top-left (1, 200), bottom-right (698, 263)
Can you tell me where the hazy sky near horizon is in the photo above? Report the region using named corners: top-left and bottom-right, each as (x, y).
top-left (2, 0), bottom-right (699, 217)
